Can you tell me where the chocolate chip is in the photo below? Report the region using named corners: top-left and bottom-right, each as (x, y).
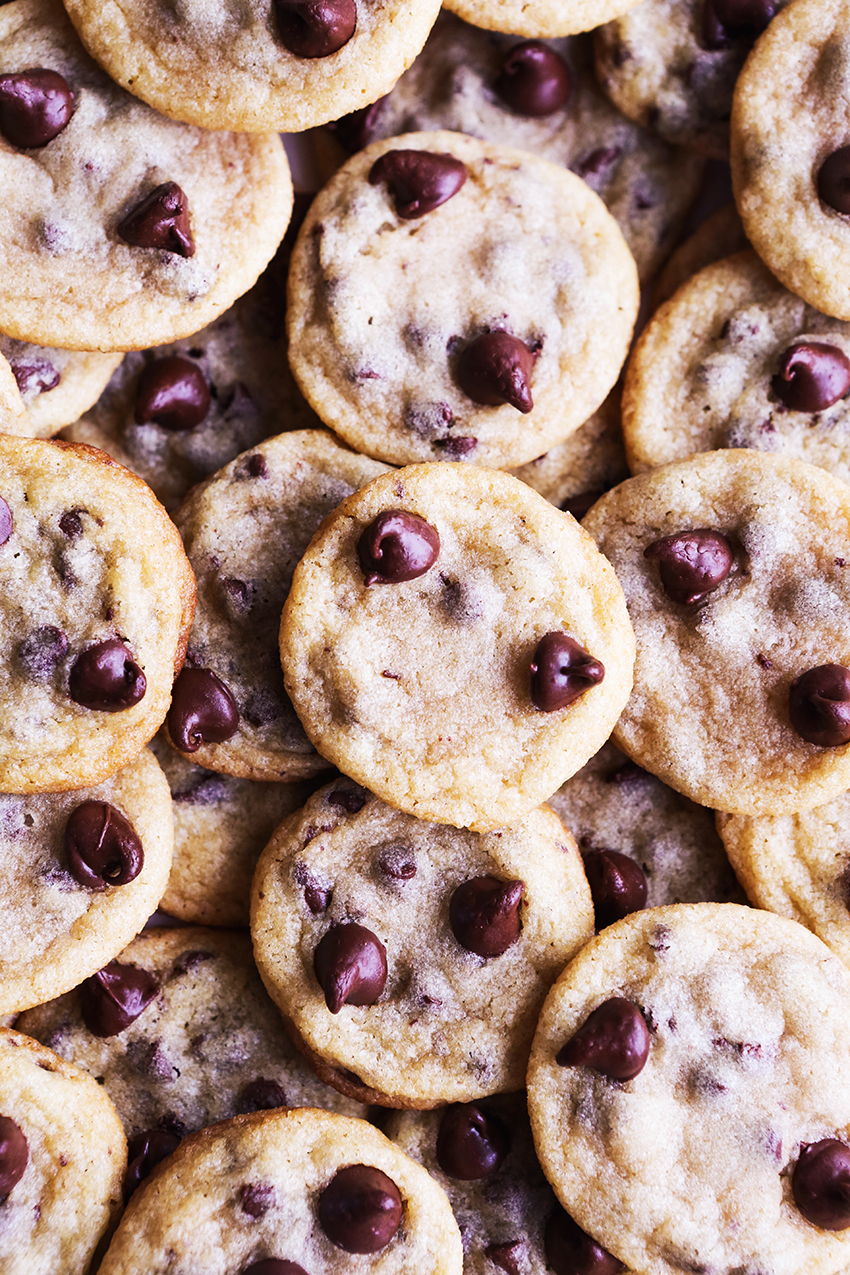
top-left (327, 784), bottom-right (368, 813)
top-left (242, 453), bottom-right (268, 479)
top-left (377, 844), bottom-right (416, 880)
top-left (59, 510), bottom-right (82, 538)
top-left (789, 664), bottom-right (850, 746)
top-left (818, 147), bottom-right (850, 215)
top-left (170, 948), bottom-right (213, 979)
top-left (10, 358), bottom-right (60, 397)
top-left (556, 997), bottom-right (650, 1081)
top-left (772, 342), bottom-right (850, 412)
top-left (0, 1116), bottom-right (28, 1200)
top-left (273, 0), bottom-right (356, 57)
top-left (167, 667), bottom-right (240, 752)
top-left (357, 510), bottom-right (440, 585)
top-left (494, 41), bottom-right (571, 117)
top-left (449, 875), bottom-right (524, 957)
top-left (294, 862), bottom-right (332, 913)
top-left (81, 962), bottom-right (159, 1037)
top-left (123, 1129), bottom-right (180, 1201)
top-left (544, 1205), bottom-right (624, 1275)
top-left (326, 96), bottom-right (386, 152)
top-left (64, 800), bottom-right (144, 891)
top-left (456, 332), bottom-right (536, 412)
top-left (117, 182), bottom-right (195, 257)
top-left (435, 1104), bottom-right (510, 1179)
top-left (240, 1182), bottom-right (276, 1218)
top-left (318, 1164), bottom-right (403, 1254)
top-left (369, 149), bottom-right (467, 219)
top-left (702, 0), bottom-right (775, 48)
top-left (242, 1263), bottom-right (309, 1275)
top-left (236, 1078), bottom-right (287, 1114)
top-left (573, 147), bottom-right (621, 181)
top-left (135, 356), bottom-right (211, 430)
top-left (172, 774), bottom-right (230, 806)
top-left (313, 922), bottom-right (387, 1013)
top-left (582, 849), bottom-right (648, 930)
top-left (644, 528), bottom-right (733, 605)
top-left (793, 1139), bottom-right (850, 1230)
top-left (16, 626), bottom-right (68, 680)
top-left (69, 639), bottom-right (146, 711)
top-left (0, 496), bottom-right (11, 546)
top-left (0, 68), bottom-right (73, 148)
top-left (530, 632), bottom-right (605, 712)
top-left (484, 1242), bottom-right (524, 1275)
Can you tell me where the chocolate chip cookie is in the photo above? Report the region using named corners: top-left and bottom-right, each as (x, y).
top-left (442, 0), bottom-right (642, 38)
top-left (0, 336), bottom-right (122, 437)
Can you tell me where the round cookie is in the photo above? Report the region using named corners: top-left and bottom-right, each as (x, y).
top-left (167, 430), bottom-right (387, 782)
top-left (0, 1027), bottom-right (126, 1275)
top-left (287, 130), bottom-right (639, 470)
top-left (624, 249), bottom-right (850, 480)
top-left (280, 463), bottom-right (636, 831)
top-left (96, 1107), bottom-right (463, 1275)
top-left (527, 903), bottom-right (850, 1275)
top-left (731, 0), bottom-right (850, 321)
top-left (251, 777), bottom-right (594, 1107)
top-left (0, 0), bottom-right (292, 351)
top-left (0, 746), bottom-right (172, 1014)
top-left (0, 336), bottom-right (122, 439)
top-left (0, 435), bottom-right (195, 793)
top-left (650, 201), bottom-right (747, 310)
top-left (442, 0), bottom-right (641, 39)
top-left (582, 449), bottom-right (850, 817)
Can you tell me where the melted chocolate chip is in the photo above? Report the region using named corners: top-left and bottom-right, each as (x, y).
top-left (495, 41), bottom-right (571, 117)
top-left (69, 639), bottom-right (146, 712)
top-left (449, 875), bottom-right (524, 957)
top-left (64, 800), bottom-right (144, 891)
top-left (436, 1104), bottom-right (510, 1179)
top-left (818, 147), bottom-right (850, 216)
top-left (701, 0), bottom-right (775, 48)
top-left (135, 356), bottom-right (211, 430)
top-left (123, 1129), bottom-right (180, 1200)
top-left (273, 0), bottom-right (356, 57)
top-left (644, 528), bottom-right (733, 605)
top-left (167, 667), bottom-right (240, 752)
top-left (80, 962), bottom-right (159, 1037)
top-left (457, 332), bottom-right (536, 412)
top-left (377, 844), bottom-right (416, 880)
top-left (793, 1139), bottom-right (850, 1230)
top-left (789, 664), bottom-right (850, 746)
top-left (0, 68), bottom-right (73, 148)
top-left (0, 1116), bottom-right (28, 1200)
top-left (772, 342), bottom-right (850, 412)
top-left (582, 849), bottom-right (648, 930)
top-left (117, 182), bottom-right (195, 257)
top-left (544, 1206), bottom-right (624, 1275)
top-left (0, 495), bottom-right (11, 546)
top-left (240, 1182), bottom-right (275, 1217)
top-left (358, 510), bottom-right (440, 585)
top-left (485, 1242), bottom-right (524, 1275)
top-left (16, 625), bottom-right (68, 680)
top-left (236, 1078), bottom-right (287, 1114)
top-left (10, 358), bottom-right (60, 397)
top-left (313, 922), bottom-right (387, 1013)
top-left (318, 1164), bottom-right (403, 1253)
top-left (369, 149), bottom-right (467, 219)
top-left (242, 1263), bottom-right (309, 1275)
top-left (557, 997), bottom-right (650, 1081)
top-left (530, 632), bottom-right (605, 711)
top-left (327, 785), bottom-right (368, 813)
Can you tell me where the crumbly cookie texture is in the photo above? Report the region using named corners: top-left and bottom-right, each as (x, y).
top-left (0, 336), bottom-right (123, 439)
top-left (61, 0), bottom-right (442, 133)
top-left (0, 0), bottom-right (292, 352)
top-left (624, 249), bottom-right (850, 479)
top-left (509, 390), bottom-right (628, 513)
top-left (280, 463), bottom-right (636, 831)
top-left (0, 1028), bottom-right (126, 1275)
top-left (582, 449), bottom-right (850, 817)
top-left (96, 1108), bottom-right (463, 1275)
top-left (731, 0), bottom-right (850, 321)
top-left (0, 746), bottom-right (172, 1014)
top-left (287, 130), bottom-right (639, 470)
top-left (0, 436), bottom-right (195, 793)
top-left (251, 778), bottom-right (594, 1107)
top-left (527, 903), bottom-right (850, 1275)
top-left (443, 0), bottom-right (641, 38)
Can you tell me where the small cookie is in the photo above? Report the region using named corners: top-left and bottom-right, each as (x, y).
top-left (287, 131), bottom-right (639, 469)
top-left (442, 0), bottom-right (641, 39)
top-left (650, 201), bottom-right (747, 310)
top-left (280, 463), bottom-right (636, 831)
top-left (251, 778), bottom-right (594, 1107)
top-left (0, 336), bottom-right (123, 438)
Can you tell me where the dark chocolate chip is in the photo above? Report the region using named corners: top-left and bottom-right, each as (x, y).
top-left (294, 862), bottom-right (332, 913)
top-left (117, 182), bottom-right (195, 257)
top-left (64, 800), bottom-right (144, 891)
top-left (69, 639), bottom-right (146, 711)
top-left (456, 332), bottom-right (536, 412)
top-left (327, 784), bottom-right (368, 813)
top-left (818, 147), bottom-right (850, 216)
top-left (242, 1263), bottom-right (309, 1275)
top-left (789, 664), bottom-right (850, 747)
top-left (544, 1205), bottom-right (624, 1275)
top-left (582, 849), bottom-right (648, 930)
top-left (644, 528), bottom-right (733, 605)
top-left (80, 962), bottom-right (159, 1037)
top-left (326, 96), bottom-right (386, 152)
top-left (377, 844), bottom-right (416, 880)
top-left (123, 1129), bottom-right (180, 1201)
top-left (0, 495), bottom-right (11, 546)
top-left (449, 875), bottom-right (524, 958)
top-left (16, 625), bottom-right (68, 680)
top-left (556, 997), bottom-right (650, 1081)
top-left (240, 1182), bottom-right (275, 1217)
top-left (59, 510), bottom-right (82, 538)
top-left (0, 1116), bottom-right (28, 1200)
top-left (484, 1241), bottom-right (524, 1275)
top-left (135, 356), bottom-right (211, 431)
top-left (273, 0), bottom-right (356, 57)
top-left (772, 342), bottom-right (850, 412)
top-left (236, 1078), bottom-right (288, 1114)
top-left (573, 147), bottom-right (620, 180)
top-left (701, 0), bottom-right (775, 47)
top-left (313, 922), bottom-right (387, 1013)
top-left (10, 358), bottom-right (60, 397)
top-left (0, 68), bottom-right (73, 148)
top-left (357, 510), bottom-right (440, 585)
top-left (793, 1138), bottom-right (850, 1230)
top-left (369, 148), bottom-right (467, 218)
top-left (494, 41), bottom-right (571, 117)
top-left (318, 1164), bottom-right (403, 1253)
top-left (167, 666), bottom-right (240, 752)
top-left (530, 632), bottom-right (604, 712)
top-left (435, 1103), bottom-right (510, 1179)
